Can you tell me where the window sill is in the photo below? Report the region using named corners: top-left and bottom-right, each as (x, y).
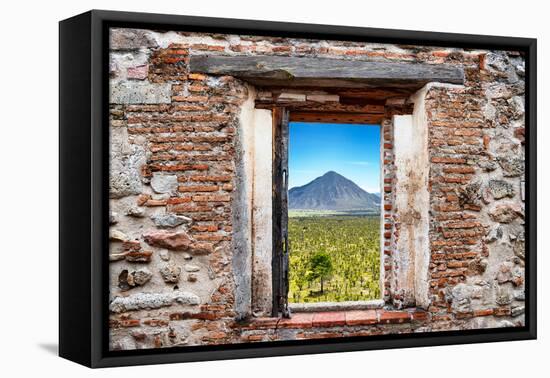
top-left (289, 299), bottom-right (384, 313)
top-left (243, 308), bottom-right (428, 330)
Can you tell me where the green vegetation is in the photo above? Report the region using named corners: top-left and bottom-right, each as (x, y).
top-left (306, 252), bottom-right (334, 294)
top-left (288, 215), bottom-right (381, 303)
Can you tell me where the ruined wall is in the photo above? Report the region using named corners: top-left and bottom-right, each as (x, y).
top-left (425, 54), bottom-right (526, 328)
top-left (108, 27), bottom-right (525, 350)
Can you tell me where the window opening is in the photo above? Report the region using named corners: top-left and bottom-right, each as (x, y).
top-left (286, 121), bottom-right (382, 304)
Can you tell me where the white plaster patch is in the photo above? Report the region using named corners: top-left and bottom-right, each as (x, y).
top-left (252, 108), bottom-right (273, 315)
top-left (393, 86), bottom-right (430, 308)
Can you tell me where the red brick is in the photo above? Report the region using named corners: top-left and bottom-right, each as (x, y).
top-left (464, 204), bottom-right (482, 211)
top-left (122, 240), bottom-right (141, 252)
top-left (119, 319), bottom-right (141, 327)
top-left (438, 203), bottom-right (461, 212)
top-left (443, 166), bottom-right (475, 174)
top-left (244, 334), bottom-right (265, 342)
top-left (136, 194), bottom-right (151, 206)
top-left (410, 310), bottom-right (429, 321)
top-left (143, 319), bottom-right (169, 327)
top-left (205, 331), bottom-right (227, 340)
top-left (345, 310), bottom-right (377, 326)
top-left (188, 73), bottom-right (207, 81)
top-left (312, 312), bottom-right (346, 327)
top-left (191, 44), bottom-right (225, 51)
top-left (378, 310), bottom-right (411, 324)
top-left (150, 163), bottom-right (209, 172)
top-left (125, 251), bottom-right (153, 262)
top-left (178, 185), bottom-right (219, 192)
top-left (296, 332), bottom-right (343, 340)
top-left (188, 84), bottom-right (209, 93)
top-left (445, 221), bottom-right (482, 229)
top-left (190, 224), bottom-right (218, 232)
top-left (455, 312), bottom-right (474, 319)
top-left (432, 50), bottom-right (450, 58)
top-left (515, 127), bottom-right (525, 143)
top-left (169, 204), bottom-right (212, 213)
top-left (442, 176), bottom-right (471, 184)
top-left (473, 309), bottom-right (494, 317)
top-left (272, 46), bottom-right (292, 53)
top-left (194, 234), bottom-right (226, 241)
top-left (454, 129), bottom-right (482, 137)
top-left (248, 317), bottom-right (279, 329)
top-left (483, 134), bottom-right (490, 149)
top-left (493, 307), bottom-right (511, 316)
top-left (447, 261), bottom-right (469, 268)
top-left (190, 175), bottom-right (232, 182)
top-left (166, 196), bottom-right (192, 204)
top-left (172, 95), bottom-right (208, 103)
top-left (279, 313), bottom-right (314, 328)
top-left (431, 156), bottom-right (467, 164)
top-left (144, 199), bottom-right (167, 206)
top-left (207, 194), bottom-right (231, 202)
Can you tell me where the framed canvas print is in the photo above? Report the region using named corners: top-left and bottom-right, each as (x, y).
top-left (59, 10), bottom-right (536, 368)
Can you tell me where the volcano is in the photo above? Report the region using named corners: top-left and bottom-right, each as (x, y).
top-left (288, 171), bottom-right (380, 211)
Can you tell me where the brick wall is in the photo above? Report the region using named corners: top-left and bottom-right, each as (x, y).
top-left (108, 28), bottom-right (525, 350)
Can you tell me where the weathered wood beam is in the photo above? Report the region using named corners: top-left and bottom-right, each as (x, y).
top-left (289, 112), bottom-right (384, 124)
top-left (189, 55), bottom-right (465, 89)
top-left (255, 101), bottom-right (385, 114)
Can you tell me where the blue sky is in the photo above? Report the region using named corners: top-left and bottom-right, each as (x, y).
top-left (289, 122), bottom-right (381, 193)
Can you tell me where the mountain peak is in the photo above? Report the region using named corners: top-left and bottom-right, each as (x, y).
top-left (289, 171), bottom-right (380, 211)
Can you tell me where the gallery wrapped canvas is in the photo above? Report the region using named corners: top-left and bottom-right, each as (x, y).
top-left (59, 10), bottom-right (536, 367)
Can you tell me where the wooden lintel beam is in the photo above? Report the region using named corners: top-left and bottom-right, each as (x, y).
top-left (255, 101), bottom-right (385, 114)
top-left (189, 55), bottom-right (465, 88)
top-left (289, 112), bottom-right (384, 124)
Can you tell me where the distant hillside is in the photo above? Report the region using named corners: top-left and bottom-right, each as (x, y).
top-left (289, 171), bottom-right (380, 211)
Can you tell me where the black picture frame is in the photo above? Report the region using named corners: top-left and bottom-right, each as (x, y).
top-left (59, 9), bottom-right (537, 368)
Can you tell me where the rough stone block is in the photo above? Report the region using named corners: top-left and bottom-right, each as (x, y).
top-left (151, 213), bottom-right (192, 228)
top-left (159, 264), bottom-right (181, 283)
top-left (110, 28), bottom-right (158, 50)
top-left (488, 179), bottom-right (515, 199)
top-left (110, 128), bottom-right (146, 198)
top-left (118, 268), bottom-right (153, 291)
top-left (184, 264), bottom-right (200, 272)
top-left (151, 174), bottom-right (179, 194)
top-left (110, 291), bottom-right (200, 313)
top-left (110, 82), bottom-right (171, 104)
top-left (143, 230), bottom-right (192, 250)
top-left (498, 156), bottom-right (524, 177)
top-left (127, 65), bottom-right (149, 80)
top-left (489, 203), bottom-right (524, 223)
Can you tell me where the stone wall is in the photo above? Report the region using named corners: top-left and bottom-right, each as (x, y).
top-left (108, 27), bottom-right (525, 350)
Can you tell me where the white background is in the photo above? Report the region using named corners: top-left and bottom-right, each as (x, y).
top-left (0, 0), bottom-right (546, 375)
